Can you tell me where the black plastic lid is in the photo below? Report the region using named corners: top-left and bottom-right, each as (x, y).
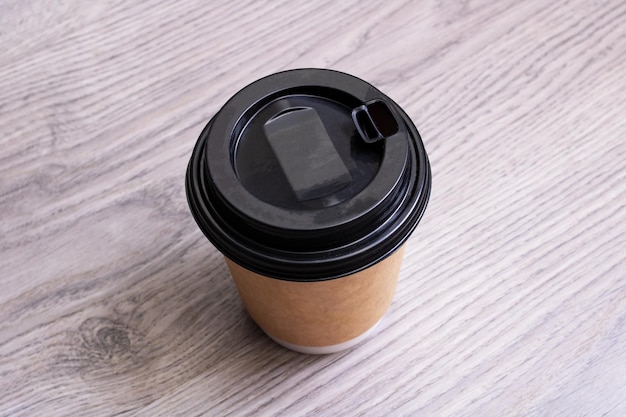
top-left (186, 69), bottom-right (431, 281)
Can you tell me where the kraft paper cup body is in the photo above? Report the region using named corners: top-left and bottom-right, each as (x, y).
top-left (185, 69), bottom-right (431, 353)
top-left (226, 246), bottom-right (405, 354)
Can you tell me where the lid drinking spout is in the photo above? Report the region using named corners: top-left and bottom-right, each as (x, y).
top-left (351, 99), bottom-right (400, 143)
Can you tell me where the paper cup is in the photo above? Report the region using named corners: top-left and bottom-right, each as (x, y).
top-left (186, 69), bottom-right (431, 353)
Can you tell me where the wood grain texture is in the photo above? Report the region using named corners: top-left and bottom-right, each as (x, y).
top-left (1, 0), bottom-right (625, 416)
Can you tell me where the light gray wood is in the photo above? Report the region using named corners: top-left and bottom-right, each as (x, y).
top-left (1, 0), bottom-right (625, 415)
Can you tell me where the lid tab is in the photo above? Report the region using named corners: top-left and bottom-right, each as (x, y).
top-left (263, 107), bottom-right (352, 201)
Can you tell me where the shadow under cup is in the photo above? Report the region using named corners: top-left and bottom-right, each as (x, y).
top-left (186, 69), bottom-right (431, 354)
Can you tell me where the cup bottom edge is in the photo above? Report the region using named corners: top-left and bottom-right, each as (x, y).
top-left (265, 318), bottom-right (383, 354)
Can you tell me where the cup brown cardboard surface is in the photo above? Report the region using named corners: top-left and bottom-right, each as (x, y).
top-left (226, 246), bottom-right (405, 348)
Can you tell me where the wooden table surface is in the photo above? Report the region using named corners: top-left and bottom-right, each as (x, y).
top-left (1, 1), bottom-right (625, 416)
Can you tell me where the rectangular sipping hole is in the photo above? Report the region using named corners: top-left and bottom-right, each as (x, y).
top-left (366, 100), bottom-right (399, 137)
